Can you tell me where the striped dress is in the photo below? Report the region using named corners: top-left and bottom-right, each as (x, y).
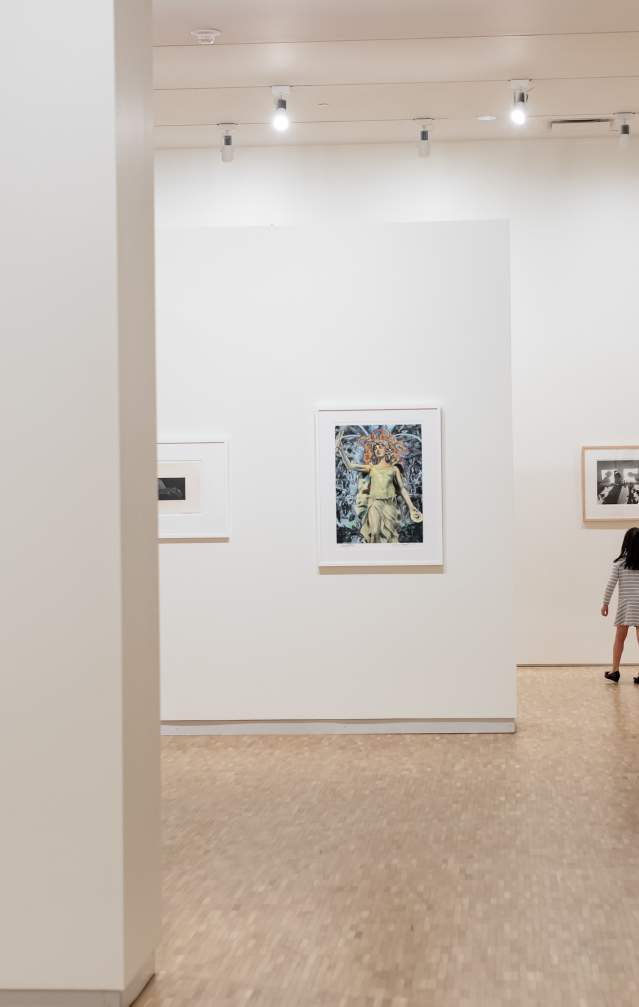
top-left (603, 559), bottom-right (639, 626)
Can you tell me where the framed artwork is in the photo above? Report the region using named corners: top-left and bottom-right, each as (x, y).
top-left (157, 439), bottom-right (230, 540)
top-left (315, 406), bottom-right (443, 567)
top-left (582, 445), bottom-right (639, 522)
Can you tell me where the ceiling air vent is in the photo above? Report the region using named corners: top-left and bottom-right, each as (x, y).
top-left (549, 118), bottom-right (613, 138)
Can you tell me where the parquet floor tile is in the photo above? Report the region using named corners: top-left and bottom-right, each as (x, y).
top-left (138, 668), bottom-right (639, 1006)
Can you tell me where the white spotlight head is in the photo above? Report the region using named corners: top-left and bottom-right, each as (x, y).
top-left (511, 93), bottom-right (527, 125)
top-left (509, 80), bottom-right (531, 126)
top-left (615, 114), bottom-right (634, 148)
top-left (272, 86), bottom-right (291, 132)
top-left (273, 100), bottom-right (289, 131)
top-left (218, 123), bottom-right (236, 163)
top-left (415, 118), bottom-right (433, 158)
top-left (221, 133), bottom-right (233, 162)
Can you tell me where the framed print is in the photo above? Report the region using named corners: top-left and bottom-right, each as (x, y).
top-left (582, 445), bottom-right (639, 522)
top-left (316, 406), bottom-right (443, 567)
top-left (157, 439), bottom-right (230, 540)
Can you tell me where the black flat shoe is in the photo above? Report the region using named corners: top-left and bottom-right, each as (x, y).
top-left (605, 670), bottom-right (621, 682)
top-left (633, 676), bottom-right (639, 685)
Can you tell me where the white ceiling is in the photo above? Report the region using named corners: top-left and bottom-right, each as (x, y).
top-left (152, 1), bottom-right (639, 148)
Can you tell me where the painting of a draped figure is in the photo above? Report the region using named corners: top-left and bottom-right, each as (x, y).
top-left (335, 424), bottom-right (424, 544)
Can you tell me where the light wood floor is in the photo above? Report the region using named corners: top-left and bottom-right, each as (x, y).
top-left (139, 668), bottom-right (639, 1006)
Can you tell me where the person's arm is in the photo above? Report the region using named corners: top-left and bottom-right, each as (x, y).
top-left (336, 430), bottom-right (369, 473)
top-left (394, 467), bottom-right (422, 523)
top-left (601, 563), bottom-right (620, 616)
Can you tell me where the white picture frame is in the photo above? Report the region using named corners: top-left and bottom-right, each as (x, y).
top-left (582, 445), bottom-right (639, 523)
top-left (157, 439), bottom-right (230, 541)
top-left (316, 406), bottom-right (443, 568)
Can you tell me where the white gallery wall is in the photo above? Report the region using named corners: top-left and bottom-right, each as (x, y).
top-left (155, 139), bottom-right (639, 671)
top-left (1, 1), bottom-right (159, 1000)
top-left (155, 222), bottom-right (514, 723)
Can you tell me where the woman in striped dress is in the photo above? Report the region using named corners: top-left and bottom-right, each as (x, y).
top-left (602, 528), bottom-right (639, 682)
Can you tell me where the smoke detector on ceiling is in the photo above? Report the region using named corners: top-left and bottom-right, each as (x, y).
top-left (190, 28), bottom-right (221, 44)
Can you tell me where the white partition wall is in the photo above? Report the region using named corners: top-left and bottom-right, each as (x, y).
top-left (156, 142), bottom-right (639, 665)
top-left (156, 221), bottom-right (515, 728)
top-left (1, 2), bottom-right (159, 1002)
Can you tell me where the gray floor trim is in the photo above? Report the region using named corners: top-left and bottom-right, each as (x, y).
top-left (161, 719), bottom-right (516, 736)
top-left (518, 663), bottom-right (638, 668)
top-left (0, 994), bottom-right (119, 1006)
top-left (0, 956), bottom-right (155, 1007)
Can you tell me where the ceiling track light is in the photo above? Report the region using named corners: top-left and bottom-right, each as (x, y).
top-left (615, 113), bottom-right (634, 148)
top-left (218, 123), bottom-right (236, 163)
top-left (510, 79), bottom-right (531, 126)
top-left (272, 85), bottom-right (291, 132)
top-left (415, 118), bottom-right (433, 158)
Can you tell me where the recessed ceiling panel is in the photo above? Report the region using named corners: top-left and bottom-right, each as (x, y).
top-left (154, 78), bottom-right (639, 128)
top-left (155, 116), bottom-right (622, 149)
top-left (152, 0), bottom-right (639, 45)
top-left (153, 33), bottom-right (639, 90)
top-left (152, 1), bottom-right (639, 147)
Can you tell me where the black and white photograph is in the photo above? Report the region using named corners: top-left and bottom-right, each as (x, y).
top-left (158, 476), bottom-right (187, 502)
top-left (597, 461), bottom-right (639, 505)
top-left (583, 446), bottom-right (639, 522)
top-left (157, 440), bottom-right (230, 540)
top-left (157, 460), bottom-right (201, 517)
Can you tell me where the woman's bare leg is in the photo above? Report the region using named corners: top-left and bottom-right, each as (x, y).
top-left (613, 625), bottom-right (629, 671)
top-left (367, 504), bottom-right (381, 543)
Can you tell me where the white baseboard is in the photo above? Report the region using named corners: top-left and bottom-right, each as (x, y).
top-left (0, 956), bottom-right (154, 1007)
top-left (161, 719), bottom-right (516, 736)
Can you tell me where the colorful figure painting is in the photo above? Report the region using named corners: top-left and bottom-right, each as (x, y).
top-left (316, 407), bottom-right (442, 567)
top-left (334, 424), bottom-right (424, 544)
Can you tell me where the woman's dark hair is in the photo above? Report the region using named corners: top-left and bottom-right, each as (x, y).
top-left (615, 527), bottom-right (639, 569)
